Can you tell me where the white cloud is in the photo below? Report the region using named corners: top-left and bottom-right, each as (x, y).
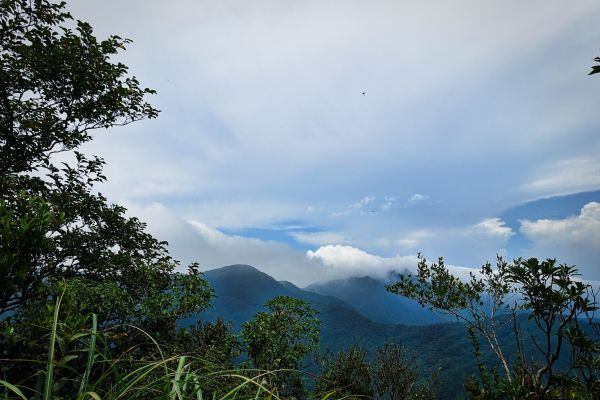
top-left (290, 231), bottom-right (348, 246)
top-left (306, 244), bottom-right (474, 281)
top-left (330, 196), bottom-right (377, 217)
top-left (520, 202), bottom-right (600, 245)
top-left (520, 202), bottom-right (600, 278)
top-left (307, 245), bottom-right (417, 278)
top-left (474, 218), bottom-right (515, 239)
top-left (407, 193), bottom-right (430, 205)
top-left (381, 195), bottom-right (400, 211)
top-left (350, 196), bottom-right (376, 210)
top-left (522, 157), bottom-right (600, 198)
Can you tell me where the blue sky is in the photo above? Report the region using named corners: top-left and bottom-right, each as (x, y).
top-left (72, 0), bottom-right (600, 284)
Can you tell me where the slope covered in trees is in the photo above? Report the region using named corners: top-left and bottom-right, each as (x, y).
top-left (0, 2), bottom-right (437, 398)
top-left (1, 1), bottom-right (599, 399)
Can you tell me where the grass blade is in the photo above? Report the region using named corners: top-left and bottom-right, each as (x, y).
top-left (0, 380), bottom-right (28, 400)
top-left (80, 392), bottom-right (102, 400)
top-left (79, 313), bottom-right (98, 396)
top-left (170, 355), bottom-right (187, 399)
top-left (44, 287), bottom-right (65, 400)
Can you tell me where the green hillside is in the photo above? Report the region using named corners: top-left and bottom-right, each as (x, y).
top-left (187, 264), bottom-right (479, 398)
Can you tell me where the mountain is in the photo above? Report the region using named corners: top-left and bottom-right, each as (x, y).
top-left (187, 264), bottom-right (359, 331)
top-left (180, 264), bottom-right (474, 399)
top-left (182, 264), bottom-right (584, 400)
top-left (305, 275), bottom-right (445, 325)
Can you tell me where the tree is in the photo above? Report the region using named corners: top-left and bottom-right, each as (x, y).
top-left (0, 194), bottom-right (63, 315)
top-left (316, 343), bottom-right (372, 399)
top-left (316, 342), bottom-right (436, 400)
top-left (0, 0), bottom-right (211, 327)
top-left (175, 317), bottom-right (240, 368)
top-left (372, 343), bottom-right (437, 400)
top-left (0, 2), bottom-right (214, 395)
top-left (386, 255), bottom-right (599, 399)
top-left (171, 318), bottom-right (241, 398)
top-left (241, 296), bottom-right (321, 398)
top-left (0, 0), bottom-right (158, 177)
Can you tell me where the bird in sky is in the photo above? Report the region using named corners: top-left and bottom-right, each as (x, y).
top-left (362, 91), bottom-right (366, 95)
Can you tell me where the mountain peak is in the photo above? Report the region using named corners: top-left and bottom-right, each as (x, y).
top-left (205, 264), bottom-right (265, 276)
top-left (219, 264), bottom-right (258, 271)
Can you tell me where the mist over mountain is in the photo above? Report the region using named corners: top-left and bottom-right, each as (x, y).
top-left (305, 275), bottom-right (445, 325)
top-left (190, 264), bottom-right (378, 332)
top-left (182, 264), bottom-right (475, 399)
top-left (179, 264), bottom-right (586, 399)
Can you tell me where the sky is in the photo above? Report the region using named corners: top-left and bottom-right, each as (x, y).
top-left (70, 0), bottom-right (600, 285)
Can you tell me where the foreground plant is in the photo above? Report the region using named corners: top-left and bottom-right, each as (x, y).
top-left (387, 255), bottom-right (600, 399)
top-left (0, 286), bottom-right (294, 400)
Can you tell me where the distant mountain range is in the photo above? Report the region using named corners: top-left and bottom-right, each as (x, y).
top-left (180, 264), bottom-right (474, 399)
top-left (181, 264), bottom-right (580, 400)
top-left (305, 275), bottom-right (445, 325)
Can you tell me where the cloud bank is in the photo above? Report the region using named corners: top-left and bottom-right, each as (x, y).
top-left (520, 202), bottom-right (600, 278)
top-left (67, 0), bottom-right (600, 282)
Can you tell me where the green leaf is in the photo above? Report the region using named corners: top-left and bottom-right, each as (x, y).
top-left (0, 380), bottom-right (28, 400)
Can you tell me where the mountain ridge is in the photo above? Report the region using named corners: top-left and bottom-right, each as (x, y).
top-left (304, 274), bottom-right (445, 325)
top-left (182, 264), bottom-right (473, 399)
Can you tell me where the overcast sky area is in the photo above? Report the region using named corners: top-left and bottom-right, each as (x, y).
top-left (70, 0), bottom-right (600, 285)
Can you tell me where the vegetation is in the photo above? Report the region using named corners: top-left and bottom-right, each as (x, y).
top-left (317, 343), bottom-right (372, 399)
top-left (1, 0), bottom-right (597, 399)
top-left (242, 296), bottom-right (321, 399)
top-left (0, 1), bottom-right (437, 398)
top-left (315, 342), bottom-right (436, 399)
top-left (387, 255), bottom-right (600, 399)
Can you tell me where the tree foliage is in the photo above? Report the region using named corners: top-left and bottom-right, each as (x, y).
top-left (373, 343), bottom-right (437, 400)
top-left (242, 296), bottom-right (320, 398)
top-left (0, 1), bottom-right (214, 395)
top-left (0, 0), bottom-right (211, 325)
top-left (316, 342), bottom-right (436, 400)
top-left (242, 296), bottom-right (321, 372)
top-left (316, 343), bottom-right (372, 399)
top-left (387, 255), bottom-right (600, 399)
top-left (0, 0), bottom-right (158, 176)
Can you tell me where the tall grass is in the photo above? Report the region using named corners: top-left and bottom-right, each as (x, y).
top-left (0, 293), bottom-right (336, 400)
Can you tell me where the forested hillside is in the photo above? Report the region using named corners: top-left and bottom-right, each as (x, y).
top-left (305, 275), bottom-right (444, 325)
top-left (1, 1), bottom-right (599, 399)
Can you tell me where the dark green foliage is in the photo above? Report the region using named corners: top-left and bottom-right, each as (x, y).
top-left (175, 317), bottom-right (240, 368)
top-left (0, 0), bottom-right (191, 321)
top-left (0, 282), bottom-right (108, 399)
top-left (0, 0), bottom-right (158, 176)
top-left (372, 343), bottom-right (436, 400)
top-left (0, 1), bottom-right (215, 397)
top-left (242, 296), bottom-right (321, 371)
top-left (0, 194), bottom-right (63, 315)
top-left (316, 342), bottom-right (437, 400)
top-left (169, 318), bottom-right (241, 398)
top-left (387, 255), bottom-right (600, 399)
top-left (242, 296), bottom-right (321, 398)
top-left (316, 343), bottom-right (372, 399)
top-left (0, 0), bottom-right (212, 325)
